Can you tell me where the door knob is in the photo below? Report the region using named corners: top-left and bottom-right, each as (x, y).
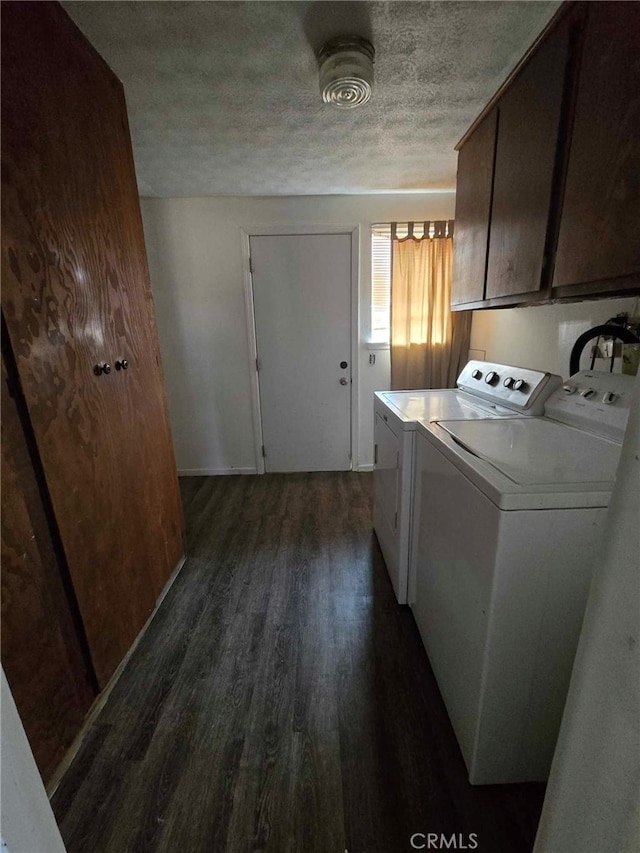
top-left (340, 377), bottom-right (348, 385)
top-left (115, 359), bottom-right (129, 371)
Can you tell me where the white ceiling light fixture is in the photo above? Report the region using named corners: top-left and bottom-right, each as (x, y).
top-left (317, 36), bottom-right (375, 109)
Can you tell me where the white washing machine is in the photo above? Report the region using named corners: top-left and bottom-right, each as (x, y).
top-left (409, 370), bottom-right (635, 785)
top-left (373, 361), bottom-right (562, 603)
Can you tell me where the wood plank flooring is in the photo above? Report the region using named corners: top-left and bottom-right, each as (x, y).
top-left (51, 473), bottom-right (545, 853)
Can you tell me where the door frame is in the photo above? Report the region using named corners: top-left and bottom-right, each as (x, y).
top-left (240, 224), bottom-right (360, 474)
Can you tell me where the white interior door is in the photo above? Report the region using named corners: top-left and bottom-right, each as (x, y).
top-left (250, 233), bottom-right (352, 472)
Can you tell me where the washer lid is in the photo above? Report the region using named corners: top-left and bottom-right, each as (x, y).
top-left (437, 417), bottom-right (621, 486)
top-left (376, 389), bottom-right (516, 427)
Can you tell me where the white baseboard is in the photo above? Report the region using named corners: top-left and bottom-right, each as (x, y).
top-left (177, 467), bottom-right (257, 476)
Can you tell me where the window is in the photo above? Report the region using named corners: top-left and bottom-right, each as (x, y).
top-left (371, 224), bottom-right (391, 344)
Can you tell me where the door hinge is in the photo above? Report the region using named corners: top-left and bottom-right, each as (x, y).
top-left (374, 444), bottom-right (378, 465)
top-left (261, 445), bottom-right (266, 458)
top-left (249, 257), bottom-right (254, 274)
top-left (394, 511), bottom-right (398, 530)
top-left (255, 357), bottom-right (260, 372)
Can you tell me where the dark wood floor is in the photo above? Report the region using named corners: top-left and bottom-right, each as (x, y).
top-left (51, 473), bottom-right (545, 853)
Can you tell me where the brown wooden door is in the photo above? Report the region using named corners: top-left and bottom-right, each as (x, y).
top-left (1, 2), bottom-right (184, 687)
top-left (1, 350), bottom-right (97, 781)
top-left (485, 18), bottom-right (570, 300)
top-left (552, 3), bottom-right (640, 297)
top-left (451, 110), bottom-right (497, 307)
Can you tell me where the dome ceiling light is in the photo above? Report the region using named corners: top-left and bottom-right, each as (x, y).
top-left (317, 36), bottom-right (375, 109)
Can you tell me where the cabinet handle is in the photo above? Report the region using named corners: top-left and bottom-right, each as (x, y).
top-left (115, 359), bottom-right (129, 371)
top-left (93, 363), bottom-right (111, 376)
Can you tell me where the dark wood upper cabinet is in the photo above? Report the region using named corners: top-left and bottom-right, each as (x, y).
top-left (485, 19), bottom-right (569, 300)
top-left (2, 2), bottom-right (184, 689)
top-left (552, 2), bottom-right (640, 297)
top-left (451, 2), bottom-right (640, 310)
top-left (451, 110), bottom-right (497, 306)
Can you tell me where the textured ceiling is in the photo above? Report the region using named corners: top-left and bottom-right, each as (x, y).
top-left (63, 1), bottom-right (560, 197)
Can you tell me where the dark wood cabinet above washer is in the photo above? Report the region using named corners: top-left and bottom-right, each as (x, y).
top-left (485, 16), bottom-right (570, 302)
top-left (451, 1), bottom-right (640, 311)
top-left (450, 110), bottom-right (497, 307)
top-left (552, 2), bottom-right (640, 299)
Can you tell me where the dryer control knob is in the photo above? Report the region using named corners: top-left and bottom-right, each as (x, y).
top-left (513, 379), bottom-right (528, 392)
top-left (503, 376), bottom-right (514, 388)
top-left (603, 392), bottom-right (617, 405)
top-left (485, 371), bottom-right (499, 386)
top-left (581, 388), bottom-right (596, 399)
top-left (563, 385), bottom-right (577, 394)
top-left (472, 369), bottom-right (483, 380)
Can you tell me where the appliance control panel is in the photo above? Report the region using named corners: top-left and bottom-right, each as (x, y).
top-left (457, 361), bottom-right (563, 415)
top-left (545, 370), bottom-right (635, 441)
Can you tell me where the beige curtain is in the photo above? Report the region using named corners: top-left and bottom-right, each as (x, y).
top-left (390, 221), bottom-right (471, 390)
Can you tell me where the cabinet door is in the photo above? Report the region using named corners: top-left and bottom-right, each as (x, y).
top-left (451, 110), bottom-right (497, 307)
top-left (553, 3), bottom-right (640, 296)
top-left (1, 352), bottom-right (96, 781)
top-left (1, 3), bottom-right (184, 687)
top-left (485, 19), bottom-right (570, 300)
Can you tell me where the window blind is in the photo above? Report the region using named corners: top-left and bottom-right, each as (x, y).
top-left (371, 225), bottom-right (391, 344)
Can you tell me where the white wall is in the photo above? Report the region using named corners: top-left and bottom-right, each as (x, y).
top-left (471, 296), bottom-right (640, 379)
top-left (141, 194), bottom-right (455, 474)
top-left (0, 669), bottom-right (66, 853)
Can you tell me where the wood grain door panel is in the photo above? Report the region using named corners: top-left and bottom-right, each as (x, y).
top-left (451, 110), bottom-right (497, 306)
top-left (485, 18), bottom-right (570, 300)
top-left (1, 352), bottom-right (97, 782)
top-left (552, 2), bottom-right (640, 294)
top-left (1, 2), bottom-right (183, 686)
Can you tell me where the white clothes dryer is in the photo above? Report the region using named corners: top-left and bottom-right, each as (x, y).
top-left (373, 361), bottom-right (562, 603)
